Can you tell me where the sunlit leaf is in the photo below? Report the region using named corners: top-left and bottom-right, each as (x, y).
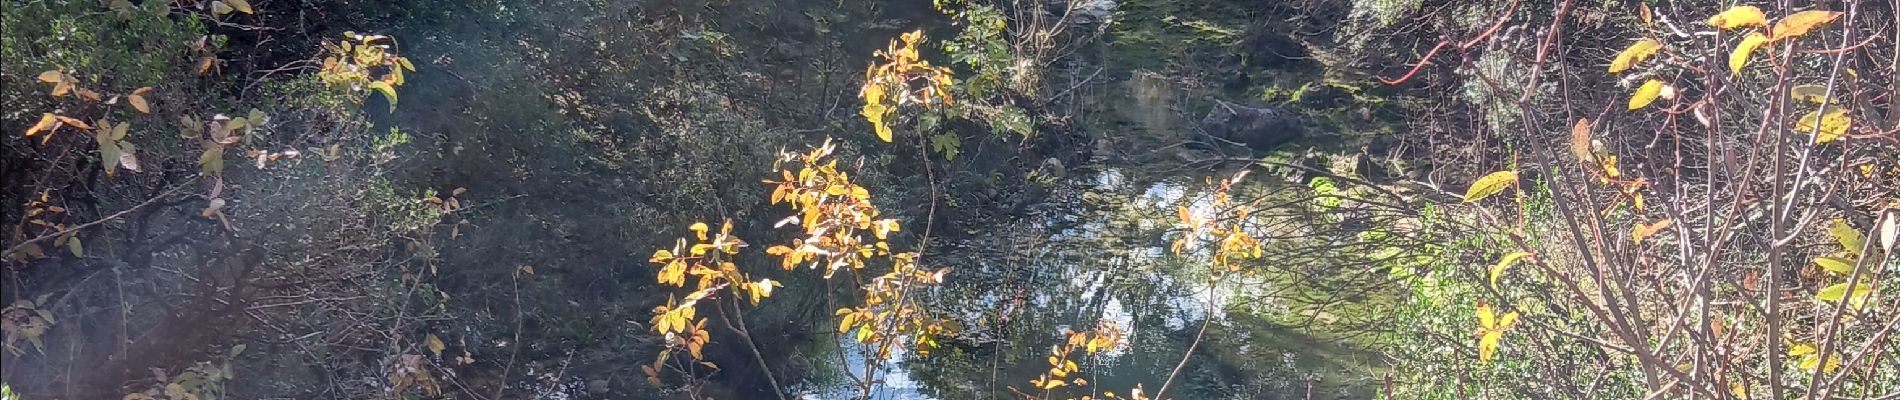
top-left (426, 334), bottom-right (445, 357)
top-left (1795, 109), bottom-right (1850, 143)
top-left (1813, 257), bottom-right (1855, 275)
top-left (1770, 10), bottom-right (1841, 42)
top-left (23, 114), bottom-right (57, 137)
top-left (1488, 251), bottom-right (1531, 289)
top-left (1829, 218), bottom-right (1864, 254)
top-left (1708, 6), bottom-right (1767, 29)
top-left (1790, 84), bottom-right (1830, 103)
top-left (1629, 79), bottom-right (1666, 110)
top-left (1609, 39), bottom-right (1663, 73)
top-left (210, 0), bottom-right (233, 15)
top-left (1730, 32), bottom-right (1769, 75)
top-left (36, 70), bottom-right (62, 83)
top-left (689, 222), bottom-right (710, 240)
top-left (1478, 331), bottom-right (1503, 362)
top-left (1815, 282), bottom-right (1873, 309)
top-left (1633, 219), bottom-right (1673, 244)
top-left (226, 0), bottom-right (253, 14)
top-left (368, 81), bottom-right (398, 112)
top-left (1462, 170), bottom-right (1517, 203)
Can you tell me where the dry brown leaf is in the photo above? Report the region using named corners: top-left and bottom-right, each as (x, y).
top-left (1569, 118), bottom-right (1593, 165)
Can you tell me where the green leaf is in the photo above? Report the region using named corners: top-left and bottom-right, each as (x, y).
top-left (1489, 251), bottom-right (1532, 289)
top-left (66, 237), bottom-right (83, 257)
top-left (226, 0), bottom-right (253, 14)
top-left (930, 133), bottom-right (960, 160)
top-left (1463, 170), bottom-right (1518, 203)
top-left (210, 1), bottom-right (233, 15)
top-left (368, 81), bottom-right (398, 112)
top-left (1814, 257), bottom-right (1856, 275)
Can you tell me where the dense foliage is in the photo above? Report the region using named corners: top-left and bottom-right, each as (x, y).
top-left (3, 0), bottom-right (1895, 399)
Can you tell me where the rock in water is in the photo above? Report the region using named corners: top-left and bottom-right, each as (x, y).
top-left (1197, 99), bottom-right (1306, 152)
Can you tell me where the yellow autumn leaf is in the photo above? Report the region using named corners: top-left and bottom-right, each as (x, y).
top-left (1628, 79), bottom-right (1665, 110)
top-left (1707, 6), bottom-right (1767, 29)
top-left (1462, 170), bottom-right (1518, 203)
top-left (1042, 379), bottom-right (1067, 390)
top-left (1730, 32), bottom-right (1769, 74)
top-left (425, 334), bottom-right (445, 357)
top-left (1770, 10), bottom-right (1841, 42)
top-left (874, 121), bottom-right (893, 142)
top-left (1829, 218), bottom-right (1865, 254)
top-left (1813, 256), bottom-right (1855, 275)
top-left (1475, 304), bottom-right (1518, 363)
top-left (1609, 39), bottom-right (1663, 73)
top-left (1632, 219), bottom-right (1673, 244)
top-left (1789, 84), bottom-right (1830, 103)
top-left (1816, 282), bottom-right (1874, 309)
top-left (23, 113), bottom-right (58, 137)
top-left (1488, 251), bottom-right (1532, 289)
top-left (689, 222), bottom-right (710, 240)
top-left (1796, 109), bottom-right (1850, 143)
top-left (368, 81), bottom-right (398, 111)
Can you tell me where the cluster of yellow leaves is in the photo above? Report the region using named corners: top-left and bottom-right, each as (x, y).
top-left (758, 141), bottom-right (953, 363)
top-left (1025, 323), bottom-right (1125, 396)
top-left (1707, 7), bottom-right (1842, 75)
top-left (32, 71), bottom-right (153, 114)
top-left (764, 140), bottom-right (901, 277)
top-left (1612, 7), bottom-right (1843, 115)
top-left (641, 218), bottom-right (779, 387)
top-left (1475, 303), bottom-right (1520, 363)
top-left (24, 113), bottom-right (143, 176)
top-left (24, 70), bottom-right (157, 175)
top-left (860, 30), bottom-right (956, 142)
top-left (833, 252), bottom-right (953, 358)
top-left (1173, 172), bottom-right (1264, 272)
top-left (1812, 219), bottom-right (1877, 310)
top-left (7, 192), bottom-right (82, 263)
top-left (318, 32), bottom-right (416, 112)
top-left (642, 140), bottom-right (952, 390)
top-left (1788, 340), bottom-right (1843, 373)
